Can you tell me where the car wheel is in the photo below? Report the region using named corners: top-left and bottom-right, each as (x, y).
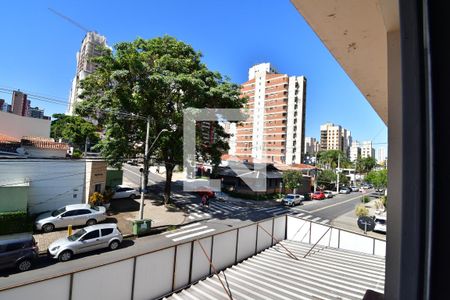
top-left (42, 223), bottom-right (55, 233)
top-left (86, 219), bottom-right (97, 226)
top-left (129, 194), bottom-right (136, 200)
top-left (109, 240), bottom-right (120, 250)
top-left (58, 250), bottom-right (73, 262)
top-left (17, 259), bottom-right (32, 272)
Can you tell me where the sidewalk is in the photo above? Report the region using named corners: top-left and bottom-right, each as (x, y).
top-left (331, 199), bottom-right (386, 240)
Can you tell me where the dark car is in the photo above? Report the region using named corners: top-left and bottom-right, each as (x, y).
top-left (0, 233), bottom-right (39, 272)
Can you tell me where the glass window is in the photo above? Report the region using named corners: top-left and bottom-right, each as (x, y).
top-left (68, 229), bottom-right (86, 241)
top-left (94, 184), bottom-right (102, 193)
top-left (51, 206), bottom-right (67, 217)
top-left (101, 228), bottom-right (114, 236)
top-left (79, 209), bottom-right (92, 215)
top-left (62, 210), bottom-right (79, 217)
top-left (5, 242), bottom-right (25, 252)
top-left (81, 230), bottom-right (100, 240)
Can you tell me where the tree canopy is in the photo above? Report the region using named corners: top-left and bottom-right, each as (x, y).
top-left (282, 170), bottom-right (303, 193)
top-left (50, 114), bottom-right (99, 150)
top-left (356, 156), bottom-right (377, 174)
top-left (365, 169), bottom-right (388, 189)
top-left (316, 150), bottom-right (350, 169)
top-left (76, 36), bottom-right (246, 203)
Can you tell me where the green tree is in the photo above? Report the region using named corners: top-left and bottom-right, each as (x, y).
top-left (50, 114), bottom-right (99, 151)
top-left (76, 36), bottom-right (246, 204)
top-left (317, 169), bottom-right (337, 189)
top-left (357, 157), bottom-right (377, 174)
top-left (365, 169), bottom-right (388, 189)
top-left (316, 150), bottom-right (350, 169)
top-left (282, 170), bottom-right (303, 193)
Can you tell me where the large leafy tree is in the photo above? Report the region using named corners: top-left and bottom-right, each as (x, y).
top-left (316, 150), bottom-right (350, 169)
top-left (366, 169), bottom-right (388, 189)
top-left (356, 157), bottom-right (377, 174)
top-left (282, 170), bottom-right (303, 193)
top-left (50, 114), bottom-right (99, 150)
top-left (76, 36), bottom-right (246, 203)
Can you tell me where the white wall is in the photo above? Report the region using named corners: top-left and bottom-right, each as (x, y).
top-left (0, 159), bottom-right (85, 214)
top-left (0, 111), bottom-right (50, 138)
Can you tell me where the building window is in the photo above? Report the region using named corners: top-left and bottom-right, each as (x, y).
top-left (94, 184), bottom-right (102, 193)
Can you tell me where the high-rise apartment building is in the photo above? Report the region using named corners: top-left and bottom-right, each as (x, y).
top-left (67, 32), bottom-right (109, 115)
top-left (11, 90), bottom-right (30, 116)
top-left (231, 63), bottom-right (306, 165)
top-left (319, 123), bottom-right (352, 156)
top-left (360, 140), bottom-right (375, 159)
top-left (349, 141), bottom-right (361, 162)
top-left (377, 147), bottom-right (387, 163)
top-left (304, 137), bottom-right (319, 156)
top-left (28, 106), bottom-right (45, 119)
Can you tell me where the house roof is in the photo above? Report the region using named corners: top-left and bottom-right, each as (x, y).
top-left (21, 136), bottom-right (69, 150)
top-left (0, 134), bottom-right (21, 153)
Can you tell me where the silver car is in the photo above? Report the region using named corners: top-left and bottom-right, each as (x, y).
top-left (35, 204), bottom-right (107, 232)
top-left (282, 194), bottom-right (304, 206)
top-left (47, 223), bottom-right (123, 262)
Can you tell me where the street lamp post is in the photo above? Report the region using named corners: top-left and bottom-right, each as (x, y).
top-left (138, 122), bottom-right (176, 220)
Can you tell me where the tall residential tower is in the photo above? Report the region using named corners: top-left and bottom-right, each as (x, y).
top-left (231, 63), bottom-right (307, 165)
top-left (319, 123), bottom-right (352, 157)
top-left (67, 32), bottom-right (109, 115)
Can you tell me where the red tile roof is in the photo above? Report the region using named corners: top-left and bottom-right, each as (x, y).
top-left (21, 136), bottom-right (69, 150)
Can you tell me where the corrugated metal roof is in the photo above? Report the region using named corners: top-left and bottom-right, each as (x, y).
top-left (165, 240), bottom-right (385, 300)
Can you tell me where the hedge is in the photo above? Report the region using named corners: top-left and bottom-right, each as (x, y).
top-left (0, 211), bottom-right (33, 235)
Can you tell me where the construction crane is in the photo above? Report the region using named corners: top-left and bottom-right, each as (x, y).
top-left (48, 7), bottom-right (91, 33)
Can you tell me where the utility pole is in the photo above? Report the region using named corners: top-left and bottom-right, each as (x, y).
top-left (336, 153), bottom-right (340, 193)
top-left (139, 116), bottom-right (150, 220)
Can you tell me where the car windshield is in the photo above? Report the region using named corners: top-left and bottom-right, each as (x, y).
top-left (285, 195), bottom-right (295, 199)
top-left (68, 229), bottom-right (87, 241)
top-left (51, 207), bottom-right (66, 217)
top-left (90, 205), bottom-right (99, 211)
top-left (376, 219), bottom-right (386, 225)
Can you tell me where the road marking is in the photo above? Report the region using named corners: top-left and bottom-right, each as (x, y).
top-left (321, 219), bottom-right (330, 224)
top-left (166, 225), bottom-right (208, 238)
top-left (273, 210), bottom-right (289, 216)
top-left (309, 194), bottom-right (368, 213)
top-left (261, 207), bottom-right (284, 213)
top-left (302, 215), bottom-right (312, 219)
top-left (172, 228), bottom-right (216, 242)
top-left (295, 213), bottom-right (305, 216)
top-left (311, 217), bottom-right (321, 222)
top-left (123, 166), bottom-right (156, 184)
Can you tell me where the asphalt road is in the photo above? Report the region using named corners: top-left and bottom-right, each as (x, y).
top-left (0, 166), bottom-right (377, 288)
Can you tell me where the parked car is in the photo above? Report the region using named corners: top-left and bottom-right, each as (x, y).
top-left (35, 204), bottom-right (107, 233)
top-left (373, 214), bottom-right (387, 233)
top-left (0, 233), bottom-right (39, 272)
top-left (126, 159), bottom-right (139, 166)
top-left (311, 191), bottom-right (326, 200)
top-left (339, 187), bottom-right (352, 194)
top-left (323, 191), bottom-right (334, 198)
top-left (47, 223), bottom-right (123, 262)
top-left (351, 186), bottom-right (359, 192)
top-left (112, 185), bottom-right (140, 199)
top-left (282, 194), bottom-right (304, 206)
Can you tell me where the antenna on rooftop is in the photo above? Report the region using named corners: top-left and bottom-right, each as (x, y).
top-left (48, 7), bottom-right (91, 33)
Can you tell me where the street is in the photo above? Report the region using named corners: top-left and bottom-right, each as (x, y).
top-left (0, 164), bottom-right (384, 287)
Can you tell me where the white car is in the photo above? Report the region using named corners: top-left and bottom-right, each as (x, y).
top-left (35, 204), bottom-right (107, 233)
top-left (112, 185), bottom-right (140, 199)
top-left (282, 194), bottom-right (304, 206)
top-left (373, 214), bottom-right (387, 233)
top-left (48, 223), bottom-right (123, 262)
top-left (323, 191), bottom-right (334, 198)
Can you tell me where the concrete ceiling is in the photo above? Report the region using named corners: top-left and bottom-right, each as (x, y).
top-left (290, 0), bottom-right (399, 125)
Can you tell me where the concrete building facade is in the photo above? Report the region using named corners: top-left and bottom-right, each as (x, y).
top-left (304, 137), bottom-right (319, 156)
top-left (67, 32), bottom-right (109, 115)
top-left (360, 140), bottom-right (375, 159)
top-left (11, 91), bottom-right (30, 117)
top-left (232, 63), bottom-right (307, 165)
top-left (319, 123), bottom-right (352, 156)
top-left (349, 141), bottom-right (361, 162)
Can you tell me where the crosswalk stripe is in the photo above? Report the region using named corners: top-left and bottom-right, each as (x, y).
top-left (166, 225), bottom-right (208, 238)
top-left (311, 217), bottom-right (321, 222)
top-left (192, 212), bottom-right (204, 218)
top-left (261, 207), bottom-right (284, 213)
top-left (321, 219), bottom-right (330, 224)
top-left (302, 215), bottom-right (312, 219)
top-left (273, 210), bottom-right (288, 216)
top-left (180, 222), bottom-right (202, 229)
top-left (188, 216), bottom-right (195, 220)
top-left (295, 213), bottom-right (305, 216)
top-left (172, 228), bottom-right (216, 242)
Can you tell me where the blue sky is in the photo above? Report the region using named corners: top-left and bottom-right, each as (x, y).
top-left (0, 0), bottom-right (387, 151)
